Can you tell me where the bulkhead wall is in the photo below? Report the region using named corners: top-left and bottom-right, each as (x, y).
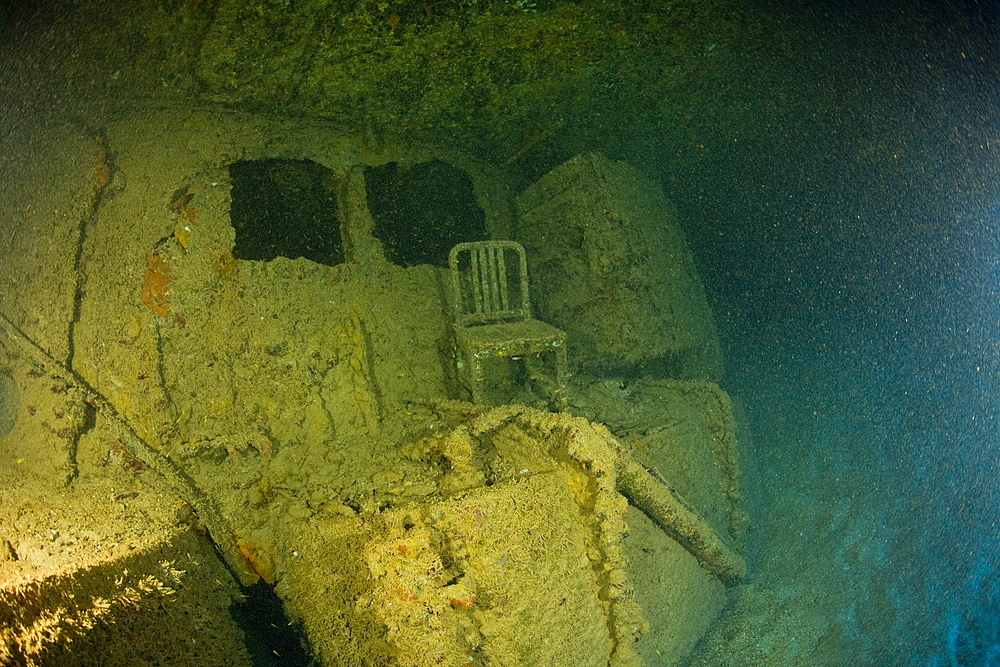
top-left (1, 107), bottom-right (513, 478)
top-left (0, 104), bottom-right (741, 665)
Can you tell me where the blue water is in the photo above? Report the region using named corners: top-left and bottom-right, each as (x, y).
top-left (706, 323), bottom-right (1000, 663)
top-left (641, 0), bottom-right (1000, 662)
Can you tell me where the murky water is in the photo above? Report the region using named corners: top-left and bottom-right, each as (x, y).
top-left (664, 1), bottom-right (1000, 662)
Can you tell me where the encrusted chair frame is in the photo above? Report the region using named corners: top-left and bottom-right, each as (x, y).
top-left (449, 241), bottom-right (568, 410)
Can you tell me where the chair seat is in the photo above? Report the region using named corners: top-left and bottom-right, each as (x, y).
top-left (456, 318), bottom-right (566, 357)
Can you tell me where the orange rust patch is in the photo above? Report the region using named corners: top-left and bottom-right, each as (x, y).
top-left (390, 585), bottom-right (416, 601)
top-left (175, 226), bottom-right (191, 249)
top-left (237, 540), bottom-right (275, 584)
top-left (448, 594), bottom-right (477, 611)
top-left (178, 205), bottom-right (196, 224)
top-left (141, 251), bottom-right (174, 316)
top-left (216, 251), bottom-right (237, 277)
top-left (175, 205), bottom-right (197, 249)
top-left (93, 151), bottom-right (111, 188)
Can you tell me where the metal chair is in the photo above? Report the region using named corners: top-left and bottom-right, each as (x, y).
top-left (449, 241), bottom-right (568, 410)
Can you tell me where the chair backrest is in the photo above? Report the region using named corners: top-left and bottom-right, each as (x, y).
top-left (449, 241), bottom-right (531, 327)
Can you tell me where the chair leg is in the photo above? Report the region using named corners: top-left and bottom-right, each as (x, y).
top-left (553, 342), bottom-right (569, 411)
top-left (460, 342), bottom-right (566, 409)
top-left (469, 352), bottom-right (486, 405)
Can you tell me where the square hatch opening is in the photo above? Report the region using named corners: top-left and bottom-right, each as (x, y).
top-left (365, 160), bottom-right (487, 268)
top-left (229, 158), bottom-right (344, 266)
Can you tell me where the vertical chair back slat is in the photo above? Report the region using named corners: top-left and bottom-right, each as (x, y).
top-left (449, 241), bottom-right (532, 327)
